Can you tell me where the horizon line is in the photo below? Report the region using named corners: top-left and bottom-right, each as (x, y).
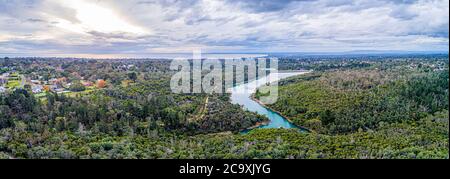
top-left (0, 50), bottom-right (448, 59)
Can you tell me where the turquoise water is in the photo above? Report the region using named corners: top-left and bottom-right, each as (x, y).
top-left (229, 72), bottom-right (309, 133)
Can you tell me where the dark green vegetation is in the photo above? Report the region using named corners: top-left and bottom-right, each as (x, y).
top-left (268, 57), bottom-right (448, 134)
top-left (0, 55), bottom-right (449, 159)
top-left (0, 59), bottom-right (265, 135)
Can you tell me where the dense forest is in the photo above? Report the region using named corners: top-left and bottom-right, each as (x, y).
top-left (264, 64), bottom-right (448, 134)
top-left (0, 55), bottom-right (448, 159)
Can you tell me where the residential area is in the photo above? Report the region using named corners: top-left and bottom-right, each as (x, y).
top-left (0, 65), bottom-right (107, 98)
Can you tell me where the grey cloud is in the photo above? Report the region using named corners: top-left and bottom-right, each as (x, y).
top-left (40, 2), bottom-right (80, 23)
top-left (137, 0), bottom-right (199, 9)
top-left (0, 0), bottom-right (448, 55)
top-left (390, 6), bottom-right (418, 20)
top-left (226, 0), bottom-right (316, 13)
top-left (385, 0), bottom-right (419, 4)
top-left (26, 18), bottom-right (47, 23)
top-left (87, 31), bottom-right (144, 40)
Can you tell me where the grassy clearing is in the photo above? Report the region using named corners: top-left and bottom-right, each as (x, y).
top-left (6, 80), bottom-right (19, 89)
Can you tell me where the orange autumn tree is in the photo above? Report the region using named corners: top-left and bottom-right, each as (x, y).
top-left (97, 79), bottom-right (106, 88)
top-left (43, 85), bottom-right (50, 92)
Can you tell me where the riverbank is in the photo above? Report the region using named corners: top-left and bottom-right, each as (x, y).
top-left (251, 95), bottom-right (311, 132)
top-left (230, 71), bottom-right (313, 133)
top-left (246, 120), bottom-right (270, 130)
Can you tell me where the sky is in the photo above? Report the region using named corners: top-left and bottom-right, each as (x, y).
top-left (0, 0), bottom-right (448, 58)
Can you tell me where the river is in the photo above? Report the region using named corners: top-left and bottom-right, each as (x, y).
top-left (228, 71), bottom-right (311, 133)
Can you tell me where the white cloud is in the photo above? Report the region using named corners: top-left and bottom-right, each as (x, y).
top-left (0, 0), bottom-right (448, 57)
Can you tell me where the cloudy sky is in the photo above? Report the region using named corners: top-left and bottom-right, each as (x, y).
top-left (0, 0), bottom-right (448, 57)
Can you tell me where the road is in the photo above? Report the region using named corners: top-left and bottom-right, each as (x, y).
top-left (19, 75), bottom-right (26, 88)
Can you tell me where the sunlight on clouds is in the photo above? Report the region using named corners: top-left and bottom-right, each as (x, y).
top-left (413, 36), bottom-right (449, 44)
top-left (0, 0), bottom-right (447, 56)
top-left (51, 17), bottom-right (87, 34)
top-left (0, 33), bottom-right (53, 42)
top-left (0, 34), bottom-right (12, 42)
top-left (55, 0), bottom-right (148, 35)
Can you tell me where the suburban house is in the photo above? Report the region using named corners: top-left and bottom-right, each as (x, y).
top-left (32, 85), bottom-right (43, 94)
top-left (0, 76), bottom-right (7, 85)
top-left (30, 80), bottom-right (41, 85)
top-left (81, 80), bottom-right (93, 87)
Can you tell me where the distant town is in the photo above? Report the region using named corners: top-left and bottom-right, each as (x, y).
top-left (0, 57), bottom-right (140, 98)
top-left (0, 55), bottom-right (446, 97)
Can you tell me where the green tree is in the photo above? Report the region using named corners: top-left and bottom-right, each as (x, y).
top-left (128, 72), bottom-right (138, 82)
